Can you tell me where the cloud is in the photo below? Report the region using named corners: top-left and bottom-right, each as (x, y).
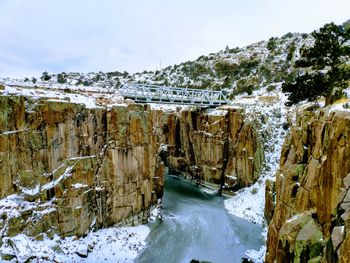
top-left (0, 0), bottom-right (349, 78)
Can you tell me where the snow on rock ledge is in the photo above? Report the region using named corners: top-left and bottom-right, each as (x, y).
top-left (0, 225), bottom-right (149, 262)
top-left (0, 93), bottom-right (164, 240)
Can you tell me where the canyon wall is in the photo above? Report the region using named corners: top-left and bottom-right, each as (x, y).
top-left (0, 95), bottom-right (164, 238)
top-left (161, 107), bottom-right (264, 192)
top-left (0, 94), bottom-right (263, 243)
top-left (265, 107), bottom-right (350, 262)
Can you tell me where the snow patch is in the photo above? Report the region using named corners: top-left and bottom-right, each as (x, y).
top-left (224, 90), bottom-right (288, 225)
top-left (224, 89), bottom-right (289, 261)
top-left (0, 225), bottom-right (150, 262)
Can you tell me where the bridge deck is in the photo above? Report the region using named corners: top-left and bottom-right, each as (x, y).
top-left (119, 83), bottom-right (228, 106)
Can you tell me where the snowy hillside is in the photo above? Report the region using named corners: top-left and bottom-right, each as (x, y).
top-left (132, 33), bottom-right (312, 94)
top-left (1, 32), bottom-right (313, 100)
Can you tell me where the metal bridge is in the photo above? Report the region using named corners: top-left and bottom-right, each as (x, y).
top-left (119, 83), bottom-right (228, 106)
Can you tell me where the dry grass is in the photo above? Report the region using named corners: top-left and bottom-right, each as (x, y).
top-left (333, 97), bottom-right (350, 104)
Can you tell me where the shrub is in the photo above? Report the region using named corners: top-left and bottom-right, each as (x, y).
top-left (234, 79), bottom-right (255, 95)
top-left (282, 32), bottom-right (294, 39)
top-left (283, 22), bottom-right (350, 106)
top-left (83, 80), bottom-right (90, 86)
top-left (57, 73), bottom-right (67, 84)
top-left (41, 71), bottom-right (51, 81)
top-left (343, 19), bottom-right (350, 30)
top-left (286, 43), bottom-right (296, 61)
top-left (214, 60), bottom-right (237, 75)
top-left (267, 37), bottom-right (277, 51)
top-left (251, 188), bottom-right (258, 194)
top-left (267, 85), bottom-right (276, 92)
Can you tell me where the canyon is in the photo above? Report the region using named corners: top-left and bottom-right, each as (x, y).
top-left (1, 85), bottom-right (350, 262)
top-left (0, 92), bottom-right (262, 242)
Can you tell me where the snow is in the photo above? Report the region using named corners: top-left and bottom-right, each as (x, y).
top-left (245, 245), bottom-right (266, 263)
top-left (72, 183), bottom-right (89, 189)
top-left (0, 78), bottom-right (109, 94)
top-left (20, 184), bottom-right (40, 196)
top-left (149, 199), bottom-right (163, 221)
top-left (42, 165), bottom-right (73, 191)
top-left (0, 194), bottom-right (36, 219)
top-left (0, 225), bottom-right (150, 263)
top-left (149, 103), bottom-right (191, 112)
top-left (328, 101), bottom-right (350, 112)
top-left (2, 85), bottom-right (101, 109)
top-left (207, 109), bottom-right (228, 116)
top-left (0, 81), bottom-right (127, 109)
top-left (224, 90), bottom-right (288, 224)
top-left (224, 89), bottom-right (289, 262)
top-left (1, 129), bottom-right (28, 135)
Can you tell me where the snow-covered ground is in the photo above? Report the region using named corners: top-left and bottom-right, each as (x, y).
top-left (224, 87), bottom-right (288, 224)
top-left (0, 81), bottom-right (125, 109)
top-left (0, 225), bottom-right (149, 262)
top-left (223, 87), bottom-right (289, 262)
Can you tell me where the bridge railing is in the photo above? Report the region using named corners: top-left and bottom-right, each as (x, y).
top-left (119, 83), bottom-right (228, 106)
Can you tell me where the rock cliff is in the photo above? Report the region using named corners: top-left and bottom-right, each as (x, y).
top-left (160, 106), bottom-right (264, 192)
top-left (0, 92), bottom-right (264, 249)
top-left (0, 95), bottom-right (164, 238)
top-left (265, 107), bottom-right (350, 262)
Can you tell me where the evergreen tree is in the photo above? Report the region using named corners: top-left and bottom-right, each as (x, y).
top-left (282, 22), bottom-right (350, 106)
top-left (57, 72), bottom-right (67, 84)
top-left (41, 71), bottom-right (51, 81)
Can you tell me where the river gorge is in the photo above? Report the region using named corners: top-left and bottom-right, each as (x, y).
top-left (136, 175), bottom-right (263, 263)
top-left (0, 86), bottom-right (350, 262)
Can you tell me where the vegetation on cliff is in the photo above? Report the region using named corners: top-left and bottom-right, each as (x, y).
top-left (282, 22), bottom-right (350, 106)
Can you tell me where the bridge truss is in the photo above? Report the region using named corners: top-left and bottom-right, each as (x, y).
top-left (119, 83), bottom-right (228, 106)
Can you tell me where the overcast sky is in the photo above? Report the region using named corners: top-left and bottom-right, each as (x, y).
top-left (0, 0), bottom-right (349, 78)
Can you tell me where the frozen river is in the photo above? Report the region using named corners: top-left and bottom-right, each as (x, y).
top-left (136, 175), bottom-right (263, 263)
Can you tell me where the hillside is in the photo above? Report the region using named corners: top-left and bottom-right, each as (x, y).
top-left (1, 32), bottom-right (313, 100)
top-left (132, 33), bottom-right (312, 95)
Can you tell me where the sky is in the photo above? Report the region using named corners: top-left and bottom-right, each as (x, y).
top-left (0, 0), bottom-right (349, 78)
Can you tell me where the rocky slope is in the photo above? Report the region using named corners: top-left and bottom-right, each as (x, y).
top-left (265, 106), bottom-right (350, 262)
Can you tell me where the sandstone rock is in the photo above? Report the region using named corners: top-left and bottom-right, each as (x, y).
top-left (162, 107), bottom-right (263, 191)
top-left (275, 212), bottom-right (324, 262)
top-left (331, 226), bottom-right (345, 251)
top-left (0, 95), bottom-right (164, 239)
top-left (266, 108), bottom-right (350, 262)
top-left (339, 232), bottom-right (350, 263)
top-left (264, 180), bottom-right (275, 224)
top-left (343, 174), bottom-right (350, 189)
top-left (343, 191), bottom-right (350, 203)
top-left (0, 94), bottom-right (263, 246)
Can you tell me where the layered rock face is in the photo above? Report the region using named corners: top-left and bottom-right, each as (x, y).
top-left (0, 93), bottom-right (264, 243)
top-left (265, 108), bottom-right (350, 262)
top-left (161, 107), bottom-right (264, 191)
top-left (0, 96), bottom-right (164, 238)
